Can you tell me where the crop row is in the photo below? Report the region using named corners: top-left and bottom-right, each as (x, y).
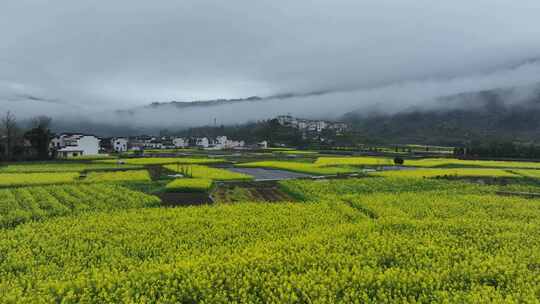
top-left (0, 183), bottom-right (160, 228)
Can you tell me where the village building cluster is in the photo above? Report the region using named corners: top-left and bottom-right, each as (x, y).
top-left (50, 133), bottom-right (267, 158)
top-left (119, 135), bottom-right (251, 152)
top-left (47, 116), bottom-right (345, 158)
top-left (276, 115), bottom-right (348, 134)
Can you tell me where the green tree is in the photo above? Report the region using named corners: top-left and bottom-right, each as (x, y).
top-left (24, 116), bottom-right (52, 160)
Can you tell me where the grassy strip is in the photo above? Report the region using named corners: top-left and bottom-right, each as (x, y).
top-left (0, 162), bottom-right (140, 173)
top-left (165, 178), bottom-right (213, 192)
top-left (84, 170), bottom-right (152, 183)
top-left (370, 168), bottom-right (517, 178)
top-left (0, 172), bottom-right (80, 187)
top-left (95, 157), bottom-right (225, 166)
top-left (164, 164), bottom-right (252, 181)
top-left (237, 161), bottom-right (358, 175)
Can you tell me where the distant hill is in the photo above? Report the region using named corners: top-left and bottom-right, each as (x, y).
top-left (342, 85), bottom-right (540, 145)
top-left (113, 90), bottom-right (334, 116)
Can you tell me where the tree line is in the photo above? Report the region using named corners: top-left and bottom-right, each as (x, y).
top-left (0, 111), bottom-right (53, 161)
top-left (454, 140), bottom-right (540, 159)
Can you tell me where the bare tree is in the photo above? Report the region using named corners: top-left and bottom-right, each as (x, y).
top-left (1, 111), bottom-right (18, 160)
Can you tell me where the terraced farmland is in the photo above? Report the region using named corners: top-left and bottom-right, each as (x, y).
top-left (3, 152), bottom-right (540, 302)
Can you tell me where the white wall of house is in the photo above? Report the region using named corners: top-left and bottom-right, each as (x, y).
top-left (58, 149), bottom-right (84, 158)
top-left (196, 137), bottom-right (209, 148)
top-left (173, 137), bottom-right (188, 148)
top-left (77, 136), bottom-right (100, 155)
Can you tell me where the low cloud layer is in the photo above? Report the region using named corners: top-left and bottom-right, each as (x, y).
top-left (2, 0), bottom-right (540, 128)
top-left (88, 59), bottom-right (540, 129)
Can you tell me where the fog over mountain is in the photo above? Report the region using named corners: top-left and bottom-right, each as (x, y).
top-left (2, 0), bottom-right (540, 132)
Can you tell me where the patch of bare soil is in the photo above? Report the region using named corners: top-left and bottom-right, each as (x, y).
top-left (156, 192), bottom-right (213, 206)
top-left (212, 181), bottom-right (295, 203)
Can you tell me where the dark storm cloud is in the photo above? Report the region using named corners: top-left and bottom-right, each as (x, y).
top-left (2, 0), bottom-right (540, 125)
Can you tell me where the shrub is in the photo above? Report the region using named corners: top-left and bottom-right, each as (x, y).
top-left (394, 157), bottom-right (404, 165)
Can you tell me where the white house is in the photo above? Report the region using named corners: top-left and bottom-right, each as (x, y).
top-left (53, 134), bottom-right (100, 158)
top-left (214, 136), bottom-right (228, 149)
top-left (112, 138), bottom-right (128, 153)
top-left (147, 141), bottom-right (163, 149)
top-left (196, 137), bottom-right (209, 148)
top-left (173, 137), bottom-right (188, 148)
top-left (210, 136), bottom-right (245, 150)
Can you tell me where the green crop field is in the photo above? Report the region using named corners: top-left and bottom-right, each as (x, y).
top-left (315, 156), bottom-right (540, 170)
top-left (274, 150), bottom-right (319, 155)
top-left (512, 169), bottom-right (540, 179)
top-left (237, 161), bottom-right (358, 175)
top-left (280, 177), bottom-right (487, 201)
top-left (164, 164), bottom-right (252, 181)
top-left (0, 172), bottom-right (80, 187)
top-left (95, 157), bottom-right (225, 166)
top-left (141, 148), bottom-right (200, 154)
top-left (406, 158), bottom-right (540, 169)
top-left (84, 170), bottom-right (152, 183)
top-left (0, 183), bottom-right (160, 228)
top-left (370, 168), bottom-right (518, 178)
top-left (316, 156), bottom-right (394, 167)
top-left (165, 178), bottom-right (213, 192)
top-left (0, 162), bottom-right (140, 173)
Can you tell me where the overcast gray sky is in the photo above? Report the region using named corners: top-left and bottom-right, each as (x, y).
top-left (2, 0), bottom-right (540, 125)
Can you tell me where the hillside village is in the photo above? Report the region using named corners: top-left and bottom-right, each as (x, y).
top-left (276, 115), bottom-right (348, 135)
